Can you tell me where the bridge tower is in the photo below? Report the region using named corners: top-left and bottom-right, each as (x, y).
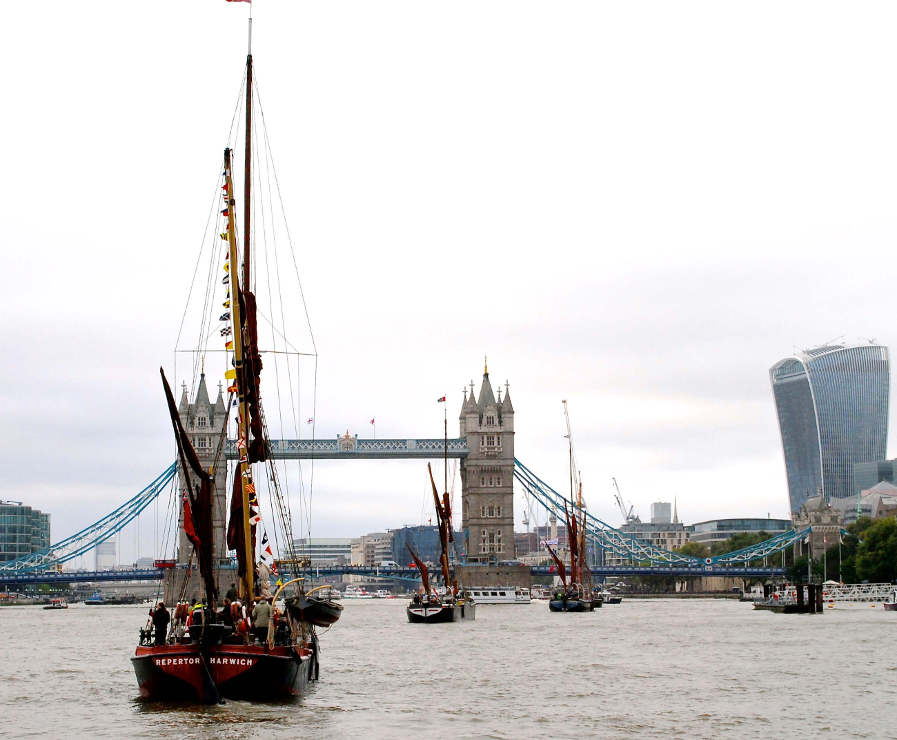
top-left (459, 363), bottom-right (515, 563)
top-left (166, 374), bottom-right (230, 602)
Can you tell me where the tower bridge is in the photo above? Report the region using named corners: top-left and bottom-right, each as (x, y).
top-left (0, 363), bottom-right (809, 583)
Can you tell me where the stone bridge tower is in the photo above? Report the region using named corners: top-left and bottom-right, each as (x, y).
top-left (459, 363), bottom-right (515, 563)
top-left (165, 373), bottom-right (230, 603)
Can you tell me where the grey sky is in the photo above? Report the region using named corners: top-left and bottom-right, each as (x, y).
top-left (4, 2), bottom-right (897, 562)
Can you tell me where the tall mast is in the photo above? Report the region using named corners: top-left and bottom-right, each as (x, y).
top-left (223, 148), bottom-right (254, 601)
top-left (243, 52), bottom-right (252, 291)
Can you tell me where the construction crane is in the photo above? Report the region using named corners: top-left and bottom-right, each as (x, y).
top-left (612, 477), bottom-right (639, 525)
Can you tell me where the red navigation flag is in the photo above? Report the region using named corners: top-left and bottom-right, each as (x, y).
top-left (370, 418), bottom-right (375, 424)
top-left (437, 396), bottom-right (446, 403)
top-left (306, 418), bottom-right (314, 424)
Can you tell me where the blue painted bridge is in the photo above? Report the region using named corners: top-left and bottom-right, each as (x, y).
top-left (0, 562), bottom-right (784, 587)
top-left (225, 437), bottom-right (469, 460)
top-left (0, 452), bottom-right (806, 582)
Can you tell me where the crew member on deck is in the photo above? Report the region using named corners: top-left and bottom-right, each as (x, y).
top-left (252, 598), bottom-right (271, 643)
top-left (150, 601), bottom-right (170, 646)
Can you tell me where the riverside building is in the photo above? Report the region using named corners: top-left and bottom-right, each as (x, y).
top-left (0, 500), bottom-right (50, 562)
top-left (770, 343), bottom-right (889, 514)
top-left (688, 518), bottom-right (791, 547)
top-left (290, 537), bottom-right (352, 567)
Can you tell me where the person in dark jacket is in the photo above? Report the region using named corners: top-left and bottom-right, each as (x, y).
top-left (150, 601), bottom-right (171, 646)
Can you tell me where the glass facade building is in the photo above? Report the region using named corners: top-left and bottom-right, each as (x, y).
top-left (689, 518), bottom-right (792, 545)
top-left (770, 343), bottom-right (889, 513)
top-left (0, 501), bottom-right (50, 562)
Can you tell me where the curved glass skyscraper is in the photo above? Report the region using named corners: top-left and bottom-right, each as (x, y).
top-left (770, 343), bottom-right (889, 514)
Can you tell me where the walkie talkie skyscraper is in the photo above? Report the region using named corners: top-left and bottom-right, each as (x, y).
top-left (770, 343), bottom-right (889, 514)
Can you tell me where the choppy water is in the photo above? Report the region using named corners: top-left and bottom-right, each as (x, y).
top-left (1, 598), bottom-right (895, 739)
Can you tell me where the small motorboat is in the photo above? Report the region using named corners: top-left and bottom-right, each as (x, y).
top-left (285, 586), bottom-right (344, 628)
top-left (43, 598), bottom-right (68, 610)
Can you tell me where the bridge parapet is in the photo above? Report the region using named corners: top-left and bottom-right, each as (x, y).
top-left (225, 438), bottom-right (469, 460)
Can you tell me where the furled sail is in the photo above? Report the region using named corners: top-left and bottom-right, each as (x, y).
top-left (545, 542), bottom-right (567, 589)
top-left (406, 544), bottom-right (430, 595)
top-left (160, 368), bottom-right (218, 606)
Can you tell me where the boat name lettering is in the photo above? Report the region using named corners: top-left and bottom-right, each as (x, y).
top-left (210, 657), bottom-right (256, 666)
top-left (153, 657), bottom-right (201, 666)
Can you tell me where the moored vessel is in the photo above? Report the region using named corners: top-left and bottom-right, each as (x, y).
top-left (43, 597), bottom-right (68, 610)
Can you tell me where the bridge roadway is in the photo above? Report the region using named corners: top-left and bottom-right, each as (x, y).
top-left (0, 564), bottom-right (785, 586)
top-left (225, 438), bottom-right (469, 460)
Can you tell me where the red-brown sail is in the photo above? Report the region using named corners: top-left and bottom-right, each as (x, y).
top-left (545, 541), bottom-right (567, 589)
top-left (406, 544), bottom-right (430, 595)
top-left (160, 368), bottom-right (218, 607)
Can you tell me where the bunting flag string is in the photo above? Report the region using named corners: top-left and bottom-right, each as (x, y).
top-left (220, 232), bottom-right (228, 241)
top-left (225, 341), bottom-right (234, 351)
top-left (219, 312), bottom-right (231, 321)
top-left (222, 275), bottom-right (230, 284)
top-left (220, 326), bottom-right (232, 336)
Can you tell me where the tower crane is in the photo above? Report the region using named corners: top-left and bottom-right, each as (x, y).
top-left (612, 477), bottom-right (639, 525)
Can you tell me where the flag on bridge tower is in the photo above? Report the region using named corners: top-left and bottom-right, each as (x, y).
top-left (437, 396), bottom-right (445, 403)
top-left (369, 418), bottom-right (375, 424)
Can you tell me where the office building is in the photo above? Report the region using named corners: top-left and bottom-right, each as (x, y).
top-left (650, 502), bottom-right (672, 524)
top-left (350, 531), bottom-right (394, 566)
top-left (853, 458), bottom-right (897, 497)
top-left (0, 500), bottom-right (50, 562)
top-left (689, 518), bottom-right (791, 547)
top-left (95, 539), bottom-right (116, 570)
top-left (291, 537), bottom-right (352, 567)
top-left (830, 481), bottom-right (897, 525)
top-left (770, 343), bottom-right (889, 513)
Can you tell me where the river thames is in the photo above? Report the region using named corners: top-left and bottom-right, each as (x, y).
top-left (1, 598), bottom-right (894, 738)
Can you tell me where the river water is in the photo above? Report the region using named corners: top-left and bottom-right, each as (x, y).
top-left (1, 598), bottom-right (894, 739)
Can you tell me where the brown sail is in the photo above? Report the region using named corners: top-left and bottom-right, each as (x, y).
top-left (160, 368), bottom-right (218, 607)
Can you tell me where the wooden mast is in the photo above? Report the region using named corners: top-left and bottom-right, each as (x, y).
top-left (222, 46), bottom-right (256, 602)
top-left (243, 51), bottom-right (252, 291)
top-left (223, 148), bottom-right (254, 601)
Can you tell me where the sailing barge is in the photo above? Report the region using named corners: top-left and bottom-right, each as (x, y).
top-left (406, 463), bottom-right (475, 623)
top-left (131, 25), bottom-right (340, 703)
top-left (546, 402), bottom-right (596, 613)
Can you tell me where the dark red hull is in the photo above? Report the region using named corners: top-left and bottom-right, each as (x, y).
top-left (132, 642), bottom-right (315, 703)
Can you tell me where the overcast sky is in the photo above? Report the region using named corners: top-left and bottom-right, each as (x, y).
top-left (4, 2), bottom-right (897, 563)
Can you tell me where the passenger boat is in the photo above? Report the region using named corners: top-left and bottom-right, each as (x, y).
top-left (85, 592), bottom-right (139, 605)
top-left (43, 597), bottom-right (68, 610)
top-left (343, 586), bottom-right (374, 599)
top-left (130, 9), bottom-right (340, 703)
top-left (464, 587), bottom-right (530, 604)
